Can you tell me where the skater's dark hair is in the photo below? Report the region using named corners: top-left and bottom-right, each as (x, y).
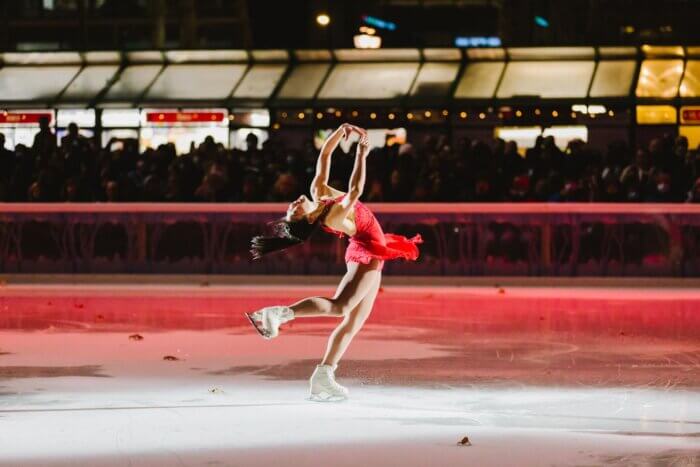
top-left (250, 202), bottom-right (332, 260)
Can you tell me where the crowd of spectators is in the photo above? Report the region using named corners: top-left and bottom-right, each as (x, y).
top-left (1, 118), bottom-right (700, 203)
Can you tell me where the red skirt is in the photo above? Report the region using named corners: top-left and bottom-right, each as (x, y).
top-left (345, 234), bottom-right (423, 270)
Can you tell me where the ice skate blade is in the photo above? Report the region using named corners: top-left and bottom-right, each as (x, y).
top-left (244, 312), bottom-right (272, 339)
top-left (308, 392), bottom-right (348, 403)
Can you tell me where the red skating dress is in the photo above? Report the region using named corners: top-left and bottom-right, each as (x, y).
top-left (320, 195), bottom-right (423, 269)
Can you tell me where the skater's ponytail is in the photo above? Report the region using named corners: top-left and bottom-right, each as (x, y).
top-left (250, 202), bottom-right (332, 260)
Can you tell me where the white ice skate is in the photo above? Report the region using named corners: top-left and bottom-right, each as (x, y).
top-left (244, 306), bottom-right (294, 339)
top-left (309, 364), bottom-right (349, 402)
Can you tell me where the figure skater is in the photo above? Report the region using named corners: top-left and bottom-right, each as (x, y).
top-left (246, 123), bottom-right (422, 401)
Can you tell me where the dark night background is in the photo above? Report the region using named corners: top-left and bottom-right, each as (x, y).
top-left (1, 0), bottom-right (698, 51)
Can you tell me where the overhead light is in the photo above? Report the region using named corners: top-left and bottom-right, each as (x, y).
top-left (388, 112), bottom-right (395, 120)
top-left (424, 110), bottom-right (432, 118)
top-left (534, 16), bottom-right (549, 28)
top-left (354, 34), bottom-right (381, 49)
top-left (459, 111), bottom-right (467, 119)
top-left (370, 112), bottom-right (377, 120)
top-left (359, 26), bottom-right (376, 35)
top-left (316, 13), bottom-right (330, 27)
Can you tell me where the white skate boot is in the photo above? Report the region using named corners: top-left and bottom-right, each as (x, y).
top-left (244, 306), bottom-right (294, 339)
top-left (309, 364), bottom-right (349, 402)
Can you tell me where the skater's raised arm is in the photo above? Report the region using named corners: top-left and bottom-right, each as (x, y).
top-left (310, 125), bottom-right (345, 200)
top-left (310, 124), bottom-right (363, 201)
top-left (341, 132), bottom-right (370, 209)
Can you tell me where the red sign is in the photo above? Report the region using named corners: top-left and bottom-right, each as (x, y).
top-left (145, 111), bottom-right (226, 124)
top-left (681, 107), bottom-right (700, 124)
top-left (0, 112), bottom-right (53, 125)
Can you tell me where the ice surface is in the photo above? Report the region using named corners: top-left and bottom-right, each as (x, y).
top-left (0, 284), bottom-right (698, 466)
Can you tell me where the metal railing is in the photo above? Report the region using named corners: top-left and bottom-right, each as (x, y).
top-left (1, 203), bottom-right (699, 276)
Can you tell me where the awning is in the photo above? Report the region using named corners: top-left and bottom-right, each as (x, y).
top-left (274, 63), bottom-right (331, 103)
top-left (636, 59), bottom-right (683, 98)
top-left (0, 66), bottom-right (81, 107)
top-left (316, 62), bottom-right (419, 104)
top-left (59, 65), bottom-right (120, 106)
top-left (589, 60), bottom-right (636, 98)
top-left (409, 62), bottom-right (460, 101)
top-left (143, 64), bottom-right (248, 104)
top-left (497, 61), bottom-right (595, 99)
top-left (231, 63), bottom-right (287, 105)
top-left (100, 65), bottom-right (163, 107)
top-left (680, 61), bottom-right (700, 98)
top-left (454, 62), bottom-right (504, 99)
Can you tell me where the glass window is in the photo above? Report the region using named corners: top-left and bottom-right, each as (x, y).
top-left (317, 63), bottom-right (419, 100)
top-left (589, 61), bottom-right (636, 97)
top-left (232, 64), bottom-right (287, 99)
top-left (230, 109), bottom-right (270, 127)
top-left (679, 126), bottom-right (700, 150)
top-left (276, 63), bottom-right (330, 100)
top-left (60, 65), bottom-right (119, 103)
top-left (102, 129), bottom-right (139, 148)
top-left (635, 60), bottom-right (683, 98)
top-left (101, 109), bottom-right (141, 128)
top-left (57, 128), bottom-right (94, 146)
top-left (454, 62), bottom-right (504, 99)
top-left (680, 61), bottom-right (700, 98)
top-left (57, 109), bottom-right (96, 127)
top-left (102, 65), bottom-right (163, 104)
top-left (410, 62), bottom-right (460, 97)
top-left (145, 64), bottom-right (247, 101)
top-left (497, 61), bottom-right (595, 99)
top-left (0, 66), bottom-right (80, 101)
top-left (139, 127), bottom-right (229, 154)
top-left (542, 126), bottom-right (588, 150)
top-left (231, 128), bottom-right (269, 150)
top-left (494, 126), bottom-right (541, 153)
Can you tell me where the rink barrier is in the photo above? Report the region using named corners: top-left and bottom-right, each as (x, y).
top-left (1, 203), bottom-right (699, 276)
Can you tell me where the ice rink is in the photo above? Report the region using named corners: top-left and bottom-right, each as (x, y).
top-left (0, 283), bottom-right (699, 466)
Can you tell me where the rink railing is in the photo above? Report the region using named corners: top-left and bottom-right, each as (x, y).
top-left (1, 203), bottom-right (700, 276)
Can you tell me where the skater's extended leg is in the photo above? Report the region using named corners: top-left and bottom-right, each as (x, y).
top-left (245, 261), bottom-right (379, 338)
top-left (320, 269), bottom-right (381, 367)
top-left (289, 261), bottom-right (379, 318)
top-left (308, 264), bottom-right (381, 401)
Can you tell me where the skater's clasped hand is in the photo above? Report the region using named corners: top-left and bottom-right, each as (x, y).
top-left (340, 123), bottom-right (367, 140)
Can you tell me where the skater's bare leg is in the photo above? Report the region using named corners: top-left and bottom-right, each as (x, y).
top-left (321, 264), bottom-right (381, 367)
top-left (289, 261), bottom-right (380, 318)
